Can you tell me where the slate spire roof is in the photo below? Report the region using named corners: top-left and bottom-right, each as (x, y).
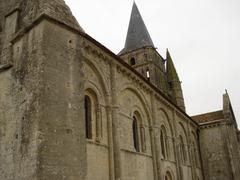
top-left (166, 49), bottom-right (180, 82)
top-left (119, 2), bottom-right (154, 55)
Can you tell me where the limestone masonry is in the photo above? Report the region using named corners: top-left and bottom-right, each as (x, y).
top-left (0, 1), bottom-right (239, 180)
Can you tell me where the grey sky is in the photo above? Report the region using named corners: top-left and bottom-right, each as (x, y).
top-left (65, 0), bottom-right (240, 124)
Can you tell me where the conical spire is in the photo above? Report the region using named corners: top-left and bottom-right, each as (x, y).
top-left (166, 49), bottom-right (180, 82)
top-left (119, 2), bottom-right (154, 54)
top-left (166, 49), bottom-right (186, 111)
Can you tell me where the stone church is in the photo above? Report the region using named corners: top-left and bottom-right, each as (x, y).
top-left (0, 0), bottom-right (239, 180)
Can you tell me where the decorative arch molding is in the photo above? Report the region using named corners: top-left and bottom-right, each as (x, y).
top-left (191, 130), bottom-right (197, 141)
top-left (84, 87), bottom-right (104, 142)
top-left (159, 121), bottom-right (172, 140)
top-left (158, 108), bottom-right (171, 120)
top-left (83, 57), bottom-right (110, 98)
top-left (158, 108), bottom-right (174, 136)
top-left (158, 111), bottom-right (175, 161)
top-left (84, 81), bottom-right (105, 105)
top-left (177, 122), bottom-right (189, 164)
top-left (131, 105), bottom-right (144, 124)
top-left (163, 167), bottom-right (176, 180)
top-left (119, 84), bottom-right (152, 125)
top-left (178, 122), bottom-right (188, 141)
top-left (190, 130), bottom-right (200, 167)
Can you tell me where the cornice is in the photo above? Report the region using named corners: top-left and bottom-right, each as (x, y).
top-left (8, 13), bottom-right (199, 128)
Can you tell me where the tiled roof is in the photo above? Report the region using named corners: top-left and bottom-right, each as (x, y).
top-left (192, 110), bottom-right (224, 124)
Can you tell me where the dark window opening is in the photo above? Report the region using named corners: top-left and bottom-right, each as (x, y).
top-left (160, 129), bottom-right (166, 158)
top-left (165, 171), bottom-right (173, 180)
top-left (144, 54), bottom-right (147, 61)
top-left (85, 95), bottom-right (92, 139)
top-left (132, 116), bottom-right (140, 152)
top-left (146, 69), bottom-right (150, 81)
top-left (130, 57), bottom-right (136, 66)
top-left (169, 82), bottom-right (173, 90)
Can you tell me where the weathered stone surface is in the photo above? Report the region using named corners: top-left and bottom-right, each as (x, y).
top-left (0, 0), bottom-right (86, 179)
top-left (195, 93), bottom-right (240, 180)
top-left (0, 1), bottom-right (239, 180)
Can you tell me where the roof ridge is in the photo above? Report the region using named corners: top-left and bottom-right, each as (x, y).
top-left (191, 110), bottom-right (223, 117)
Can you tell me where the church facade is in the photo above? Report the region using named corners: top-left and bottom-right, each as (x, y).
top-left (0, 1), bottom-right (239, 180)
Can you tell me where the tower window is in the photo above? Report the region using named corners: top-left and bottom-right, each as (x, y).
top-left (169, 82), bottom-right (173, 90)
top-left (146, 69), bottom-right (150, 81)
top-left (130, 57), bottom-right (136, 66)
top-left (144, 54), bottom-right (147, 61)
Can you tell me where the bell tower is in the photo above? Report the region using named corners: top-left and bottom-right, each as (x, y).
top-left (119, 2), bottom-right (185, 111)
top-left (119, 2), bottom-right (168, 93)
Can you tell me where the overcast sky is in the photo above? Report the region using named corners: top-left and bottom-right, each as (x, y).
top-left (65, 0), bottom-right (240, 125)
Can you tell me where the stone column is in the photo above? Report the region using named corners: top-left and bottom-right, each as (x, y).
top-left (150, 93), bottom-right (160, 180)
top-left (110, 62), bottom-right (122, 180)
top-left (172, 110), bottom-right (182, 180)
top-left (106, 102), bottom-right (115, 180)
top-left (197, 128), bottom-right (206, 180)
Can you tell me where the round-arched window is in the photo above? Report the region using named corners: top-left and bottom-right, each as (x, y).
top-left (165, 171), bottom-right (173, 180)
top-left (130, 57), bottom-right (136, 66)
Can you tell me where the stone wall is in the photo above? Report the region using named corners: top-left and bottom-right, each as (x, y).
top-left (0, 14), bottom-right (87, 179)
top-left (81, 35), bottom-right (203, 180)
top-left (199, 122), bottom-right (240, 180)
top-left (1, 1), bottom-right (239, 180)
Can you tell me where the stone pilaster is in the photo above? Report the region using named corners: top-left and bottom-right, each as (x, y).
top-left (110, 62), bottom-right (122, 180)
top-left (106, 103), bottom-right (115, 180)
top-left (172, 110), bottom-right (182, 180)
top-left (150, 93), bottom-right (160, 180)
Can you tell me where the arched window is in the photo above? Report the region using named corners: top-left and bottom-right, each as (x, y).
top-left (160, 127), bottom-right (166, 158)
top-left (130, 57), bottom-right (136, 66)
top-left (165, 171), bottom-right (173, 180)
top-left (132, 116), bottom-right (140, 152)
top-left (132, 111), bottom-right (146, 153)
top-left (85, 95), bottom-right (92, 139)
top-left (84, 89), bottom-right (102, 142)
top-left (179, 135), bottom-right (187, 163)
top-left (160, 126), bottom-right (169, 159)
